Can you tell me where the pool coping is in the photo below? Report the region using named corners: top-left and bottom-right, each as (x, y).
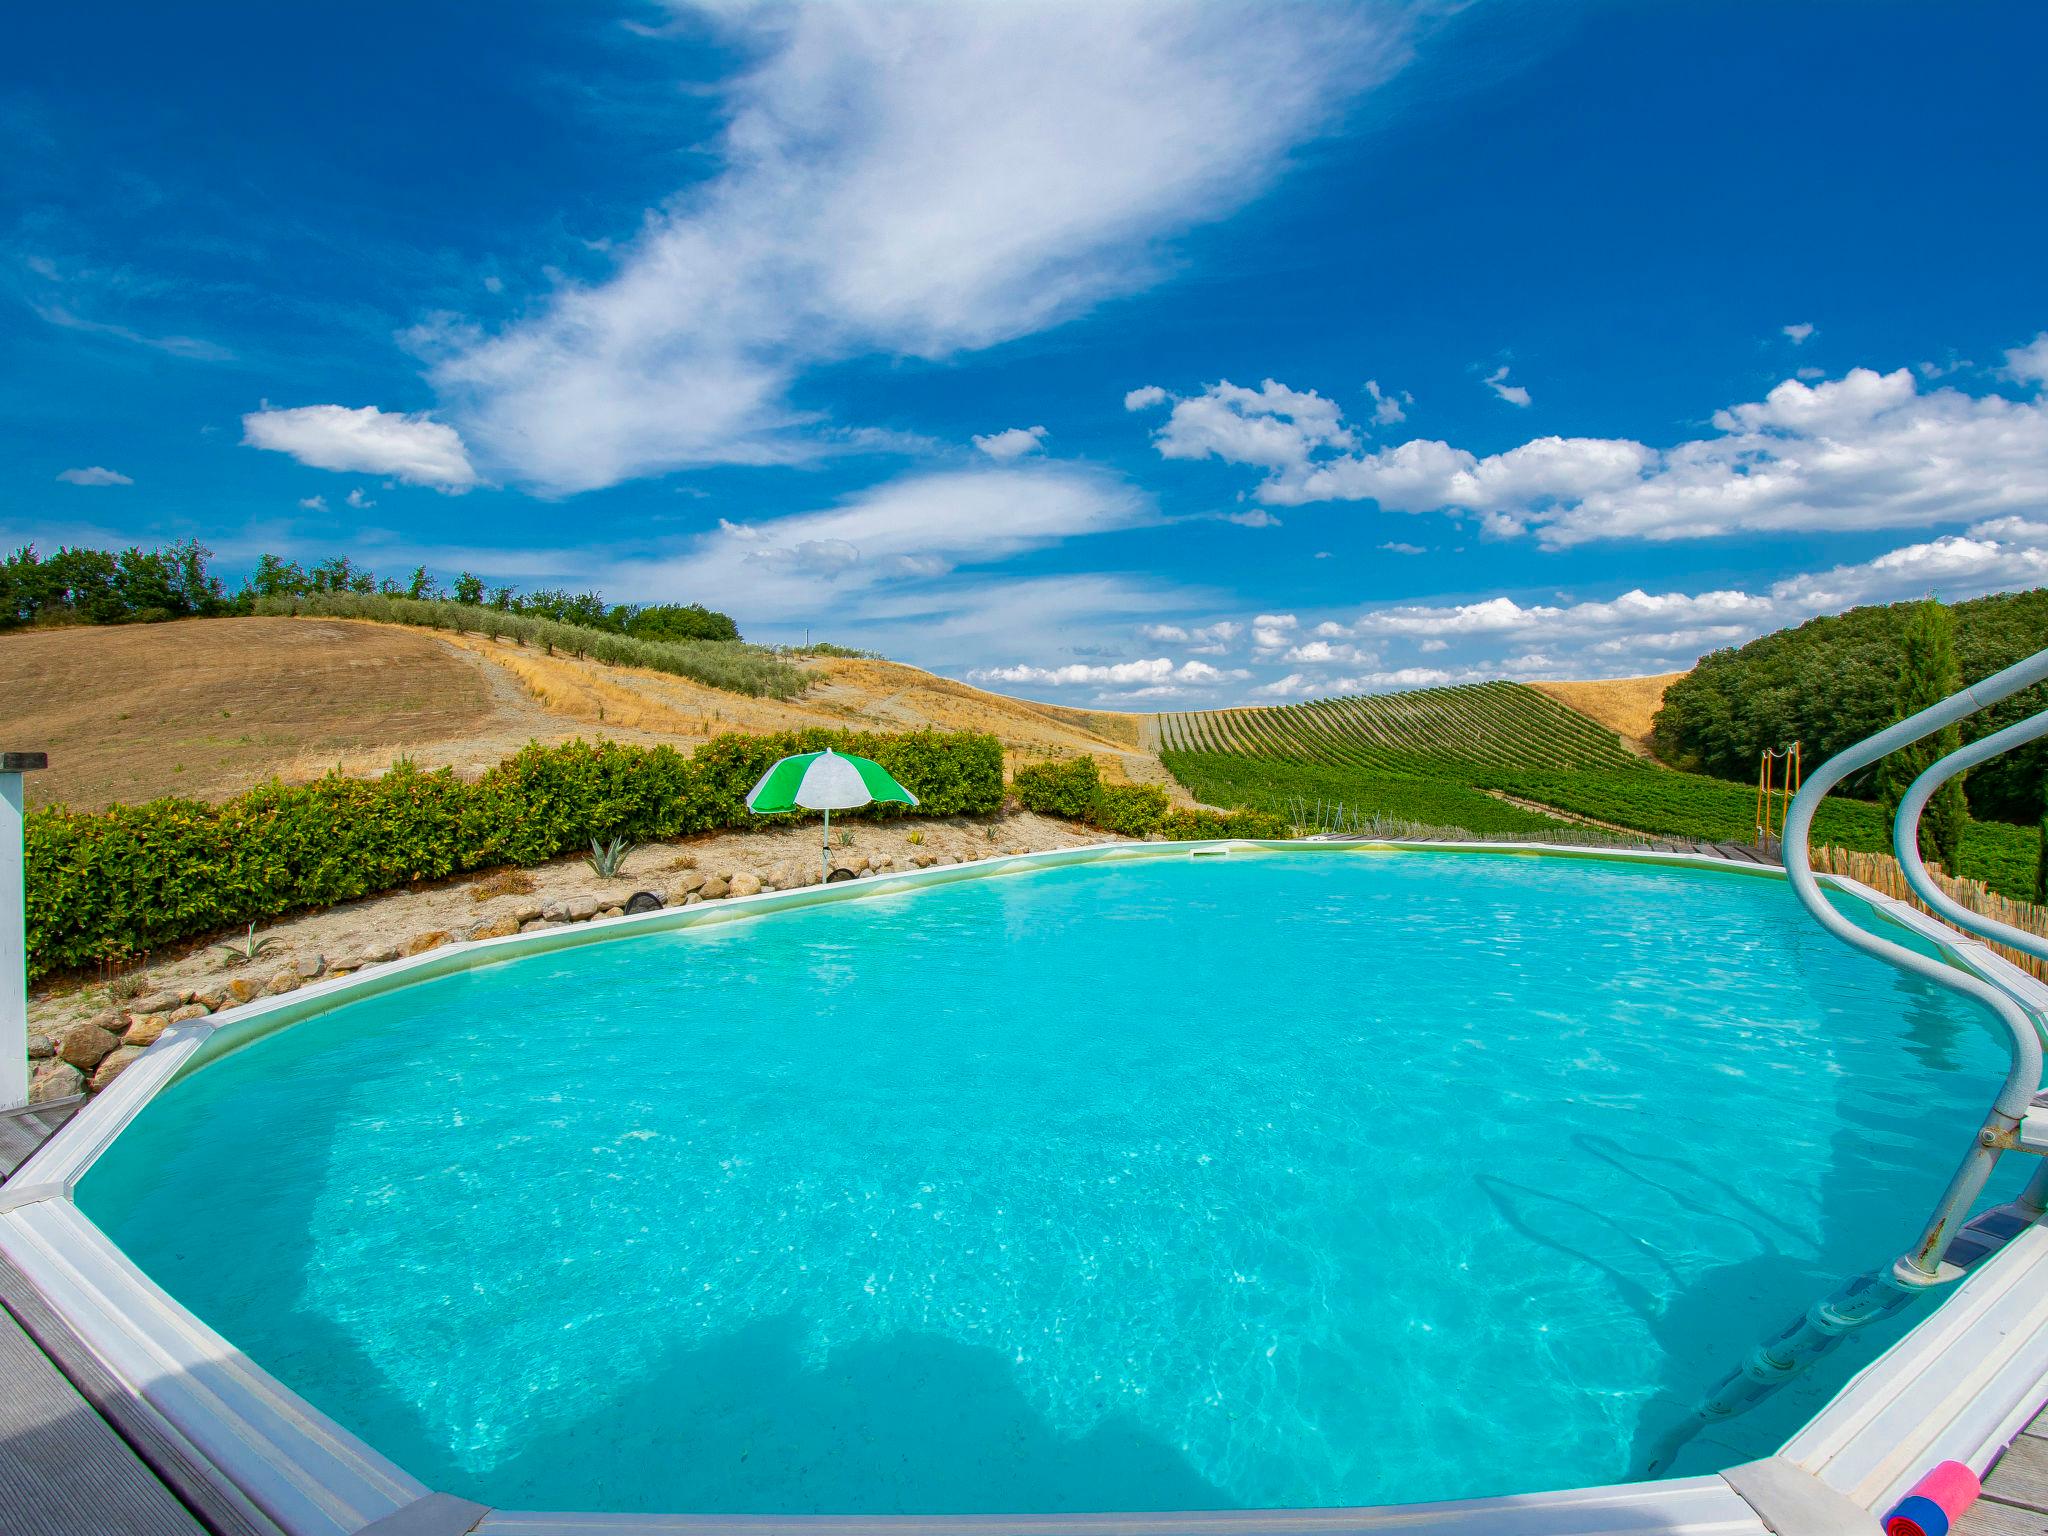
top-left (3, 837), bottom-right (2045, 1536)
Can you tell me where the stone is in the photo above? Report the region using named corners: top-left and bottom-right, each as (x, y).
top-left (599, 906), bottom-right (624, 921)
top-left (124, 1013), bottom-right (171, 1047)
top-left (683, 891), bottom-right (703, 906)
top-left (90, 1046), bottom-right (146, 1093)
top-left (939, 855), bottom-right (959, 866)
top-left (295, 954), bottom-right (327, 980)
top-left (130, 989), bottom-right (184, 1016)
top-left (363, 944), bottom-right (400, 965)
top-left (169, 1002), bottom-right (211, 1024)
top-left (672, 871), bottom-right (707, 895)
top-left (266, 969), bottom-right (303, 996)
top-left (848, 856), bottom-right (870, 873)
top-left (540, 900), bottom-right (567, 921)
top-left (914, 853), bottom-right (935, 867)
top-left (402, 930), bottom-right (450, 956)
top-left (513, 903), bottom-right (544, 924)
top-left (57, 1021), bottom-right (120, 1071)
top-left (27, 1032), bottom-right (54, 1060)
top-left (195, 988), bottom-right (229, 1012)
top-left (29, 1059), bottom-right (86, 1103)
top-left (89, 1009), bottom-right (128, 1033)
top-left (471, 915), bottom-right (523, 941)
top-left (566, 895), bottom-right (603, 922)
top-left (699, 876), bottom-right (730, 900)
top-left (728, 872), bottom-right (763, 898)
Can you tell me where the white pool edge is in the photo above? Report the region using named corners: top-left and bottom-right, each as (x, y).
top-left (4, 837), bottom-right (2044, 1536)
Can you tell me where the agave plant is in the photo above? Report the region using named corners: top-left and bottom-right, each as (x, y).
top-left (587, 835), bottom-right (638, 879)
top-left (216, 922), bottom-right (277, 964)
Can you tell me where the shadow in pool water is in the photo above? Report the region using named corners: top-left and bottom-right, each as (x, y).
top-left (447, 1313), bottom-right (1236, 1516)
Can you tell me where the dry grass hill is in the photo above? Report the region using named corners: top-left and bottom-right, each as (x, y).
top-left (1, 617), bottom-right (1168, 811)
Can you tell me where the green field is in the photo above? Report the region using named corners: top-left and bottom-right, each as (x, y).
top-left (1158, 681), bottom-right (2041, 899)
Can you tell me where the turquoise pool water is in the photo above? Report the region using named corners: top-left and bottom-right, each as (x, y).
top-left (78, 849), bottom-right (2021, 1515)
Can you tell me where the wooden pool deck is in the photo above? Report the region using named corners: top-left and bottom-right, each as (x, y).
top-left (1964, 1411), bottom-right (2048, 1533)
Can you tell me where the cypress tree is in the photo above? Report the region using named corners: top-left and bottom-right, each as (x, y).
top-left (1877, 600), bottom-right (1969, 873)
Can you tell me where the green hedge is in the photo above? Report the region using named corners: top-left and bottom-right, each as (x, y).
top-left (27, 728), bottom-right (1002, 979)
top-left (1013, 754), bottom-right (1293, 842)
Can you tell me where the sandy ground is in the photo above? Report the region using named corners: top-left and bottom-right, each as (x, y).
top-left (1529, 673), bottom-right (1682, 756)
top-left (28, 810), bottom-right (1103, 1037)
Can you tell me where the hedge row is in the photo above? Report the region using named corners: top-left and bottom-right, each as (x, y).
top-left (1011, 756), bottom-right (1291, 841)
top-left (27, 729), bottom-right (1001, 979)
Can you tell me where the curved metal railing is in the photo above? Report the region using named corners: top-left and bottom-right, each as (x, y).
top-left (1652, 647), bottom-right (2048, 1461)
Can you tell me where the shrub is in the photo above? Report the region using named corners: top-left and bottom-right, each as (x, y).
top-left (25, 727), bottom-right (1002, 979)
top-left (1012, 756), bottom-right (1103, 819)
top-left (1091, 783), bottom-right (1170, 838)
top-left (1158, 806), bottom-right (1292, 840)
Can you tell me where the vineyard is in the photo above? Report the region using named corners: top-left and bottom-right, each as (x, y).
top-left (1156, 681), bottom-right (2042, 900)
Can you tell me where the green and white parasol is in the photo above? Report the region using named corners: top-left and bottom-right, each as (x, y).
top-left (745, 749), bottom-right (919, 879)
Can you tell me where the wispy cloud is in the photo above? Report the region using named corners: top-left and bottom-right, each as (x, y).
top-left (972, 425), bottom-right (1048, 461)
top-left (33, 302), bottom-right (235, 362)
top-left (420, 2), bottom-right (1415, 492)
top-left (1482, 364), bottom-right (1530, 407)
top-left (55, 465), bottom-right (133, 486)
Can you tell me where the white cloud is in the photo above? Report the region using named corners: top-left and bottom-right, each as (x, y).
top-left (2004, 332), bottom-right (2048, 387)
top-left (1783, 322), bottom-right (1815, 345)
top-left (1379, 540), bottom-right (1424, 554)
top-left (242, 405), bottom-right (478, 490)
top-left (1124, 385), bottom-right (1169, 411)
top-left (608, 463), bottom-right (1151, 622)
top-left (425, 4), bottom-right (1412, 492)
top-left (1484, 365), bottom-right (1530, 407)
top-left (297, 494), bottom-right (328, 511)
top-left (1363, 378), bottom-right (1409, 425)
top-left (1281, 639), bottom-right (1376, 665)
top-left (1218, 508), bottom-right (1280, 528)
top-left (1250, 612), bottom-right (1299, 651)
top-left (1139, 620), bottom-right (1241, 646)
top-left (346, 488), bottom-right (376, 510)
top-left (1146, 378), bottom-right (1355, 471)
top-left (972, 425), bottom-right (1049, 461)
top-left (1159, 343), bottom-right (2048, 548)
top-left (972, 656), bottom-right (1247, 688)
top-left (55, 466), bottom-right (132, 486)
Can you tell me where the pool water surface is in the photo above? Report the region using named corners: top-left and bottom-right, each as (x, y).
top-left (77, 850), bottom-right (2021, 1514)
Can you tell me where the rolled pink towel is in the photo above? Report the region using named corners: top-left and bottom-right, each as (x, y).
top-left (1883, 1460), bottom-right (1981, 1536)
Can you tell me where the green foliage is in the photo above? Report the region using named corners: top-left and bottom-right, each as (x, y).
top-left (1654, 588), bottom-right (2048, 824)
top-left (1875, 601), bottom-right (1969, 871)
top-left (586, 835), bottom-right (637, 879)
top-left (1158, 682), bottom-right (1639, 772)
top-left (2, 540), bottom-right (228, 628)
top-left (24, 728), bottom-right (1002, 979)
top-left (1164, 750), bottom-right (1570, 837)
top-left (252, 592), bottom-right (807, 699)
top-left (624, 603), bottom-right (741, 644)
top-left (1012, 756), bottom-right (1103, 819)
top-left (1091, 782), bottom-right (1170, 837)
top-left (1156, 806), bottom-right (1292, 840)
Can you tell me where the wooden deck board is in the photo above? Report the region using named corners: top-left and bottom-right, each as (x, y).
top-left (0, 1306), bottom-right (207, 1536)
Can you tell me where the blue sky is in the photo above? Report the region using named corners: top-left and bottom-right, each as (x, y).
top-left (6, 1), bottom-right (2047, 706)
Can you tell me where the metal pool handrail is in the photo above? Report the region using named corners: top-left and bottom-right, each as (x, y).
top-left (1661, 647), bottom-right (2048, 1446)
top-left (1782, 644), bottom-right (2048, 1282)
top-left (1893, 705), bottom-right (2048, 964)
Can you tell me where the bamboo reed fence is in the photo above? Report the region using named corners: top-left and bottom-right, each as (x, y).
top-left (1812, 844), bottom-right (2048, 983)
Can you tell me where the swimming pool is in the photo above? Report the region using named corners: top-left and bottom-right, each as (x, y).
top-left (65, 847), bottom-right (2031, 1517)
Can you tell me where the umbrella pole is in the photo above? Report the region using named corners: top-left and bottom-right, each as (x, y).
top-left (821, 805), bottom-right (830, 882)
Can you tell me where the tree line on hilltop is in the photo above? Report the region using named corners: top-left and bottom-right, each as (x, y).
top-left (1653, 588), bottom-right (2048, 845)
top-left (0, 539), bottom-right (741, 645)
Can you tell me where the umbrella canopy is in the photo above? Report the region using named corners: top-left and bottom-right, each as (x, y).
top-left (746, 749), bottom-right (919, 814)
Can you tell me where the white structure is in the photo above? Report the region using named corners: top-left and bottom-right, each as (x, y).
top-left (1, 750), bottom-right (44, 1110)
